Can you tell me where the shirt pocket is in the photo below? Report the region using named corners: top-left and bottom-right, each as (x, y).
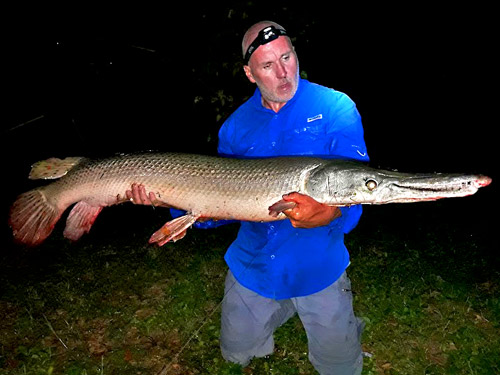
top-left (280, 121), bottom-right (329, 154)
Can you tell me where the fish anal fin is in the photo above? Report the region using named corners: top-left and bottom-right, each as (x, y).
top-left (29, 157), bottom-right (85, 180)
top-left (149, 213), bottom-right (200, 246)
top-left (268, 200), bottom-right (297, 217)
top-left (63, 202), bottom-right (103, 241)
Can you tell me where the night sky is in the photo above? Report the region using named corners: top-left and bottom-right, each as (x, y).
top-left (3, 3), bottom-right (496, 224)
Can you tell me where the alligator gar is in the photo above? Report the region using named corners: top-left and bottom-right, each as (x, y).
top-left (8, 152), bottom-right (491, 247)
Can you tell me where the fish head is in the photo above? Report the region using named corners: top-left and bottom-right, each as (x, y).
top-left (305, 160), bottom-right (492, 205)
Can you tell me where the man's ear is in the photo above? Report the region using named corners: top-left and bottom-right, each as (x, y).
top-left (243, 65), bottom-right (256, 83)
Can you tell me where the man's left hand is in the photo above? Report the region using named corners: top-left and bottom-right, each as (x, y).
top-left (281, 192), bottom-right (341, 228)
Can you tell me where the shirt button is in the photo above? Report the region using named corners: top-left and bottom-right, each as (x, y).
top-left (270, 254), bottom-right (275, 260)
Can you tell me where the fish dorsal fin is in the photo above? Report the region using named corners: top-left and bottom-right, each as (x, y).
top-left (29, 157), bottom-right (85, 180)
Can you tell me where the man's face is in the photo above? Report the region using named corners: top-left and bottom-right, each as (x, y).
top-left (244, 36), bottom-right (299, 110)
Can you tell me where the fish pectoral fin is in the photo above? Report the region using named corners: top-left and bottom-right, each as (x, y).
top-left (63, 201), bottom-right (103, 241)
top-left (268, 200), bottom-right (297, 217)
top-left (149, 213), bottom-right (201, 246)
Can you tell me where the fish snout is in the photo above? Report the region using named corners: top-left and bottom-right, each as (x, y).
top-left (475, 175), bottom-right (492, 188)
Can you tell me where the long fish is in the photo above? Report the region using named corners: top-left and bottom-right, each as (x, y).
top-left (9, 152), bottom-right (491, 247)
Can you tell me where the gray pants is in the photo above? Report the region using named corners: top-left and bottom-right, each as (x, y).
top-left (220, 270), bottom-right (364, 375)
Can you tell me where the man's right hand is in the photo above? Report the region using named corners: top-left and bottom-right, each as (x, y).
top-left (126, 183), bottom-right (168, 207)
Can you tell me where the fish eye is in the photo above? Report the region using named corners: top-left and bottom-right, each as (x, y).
top-left (366, 179), bottom-right (378, 191)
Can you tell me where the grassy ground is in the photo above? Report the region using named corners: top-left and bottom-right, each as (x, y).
top-left (1, 198), bottom-right (498, 374)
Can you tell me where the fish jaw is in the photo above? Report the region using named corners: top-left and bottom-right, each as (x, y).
top-left (370, 174), bottom-right (492, 204)
top-left (304, 160), bottom-right (492, 205)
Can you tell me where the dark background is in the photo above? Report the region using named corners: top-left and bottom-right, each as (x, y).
top-left (2, 3), bottom-right (496, 239)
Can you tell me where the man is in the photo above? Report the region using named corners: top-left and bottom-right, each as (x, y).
top-left (129, 21), bottom-right (368, 375)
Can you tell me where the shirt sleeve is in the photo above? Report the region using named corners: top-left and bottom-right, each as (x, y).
top-left (326, 92), bottom-right (369, 234)
top-left (217, 117), bottom-right (235, 156)
top-left (327, 93), bottom-right (369, 162)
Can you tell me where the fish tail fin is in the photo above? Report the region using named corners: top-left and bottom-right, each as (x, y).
top-left (9, 189), bottom-right (64, 246)
top-left (29, 157), bottom-right (84, 180)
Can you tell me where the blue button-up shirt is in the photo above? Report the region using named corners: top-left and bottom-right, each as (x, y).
top-left (218, 79), bottom-right (369, 299)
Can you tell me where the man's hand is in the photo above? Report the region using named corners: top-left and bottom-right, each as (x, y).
top-left (281, 192), bottom-right (341, 228)
top-left (126, 183), bottom-right (169, 207)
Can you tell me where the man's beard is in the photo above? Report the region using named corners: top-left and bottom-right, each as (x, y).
top-left (257, 63), bottom-right (300, 104)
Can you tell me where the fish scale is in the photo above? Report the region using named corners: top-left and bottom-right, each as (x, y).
top-left (8, 152), bottom-right (491, 247)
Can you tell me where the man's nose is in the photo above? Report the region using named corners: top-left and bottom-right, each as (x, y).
top-left (275, 62), bottom-right (287, 78)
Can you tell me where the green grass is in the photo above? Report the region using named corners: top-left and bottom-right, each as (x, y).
top-left (1, 201), bottom-right (498, 374)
